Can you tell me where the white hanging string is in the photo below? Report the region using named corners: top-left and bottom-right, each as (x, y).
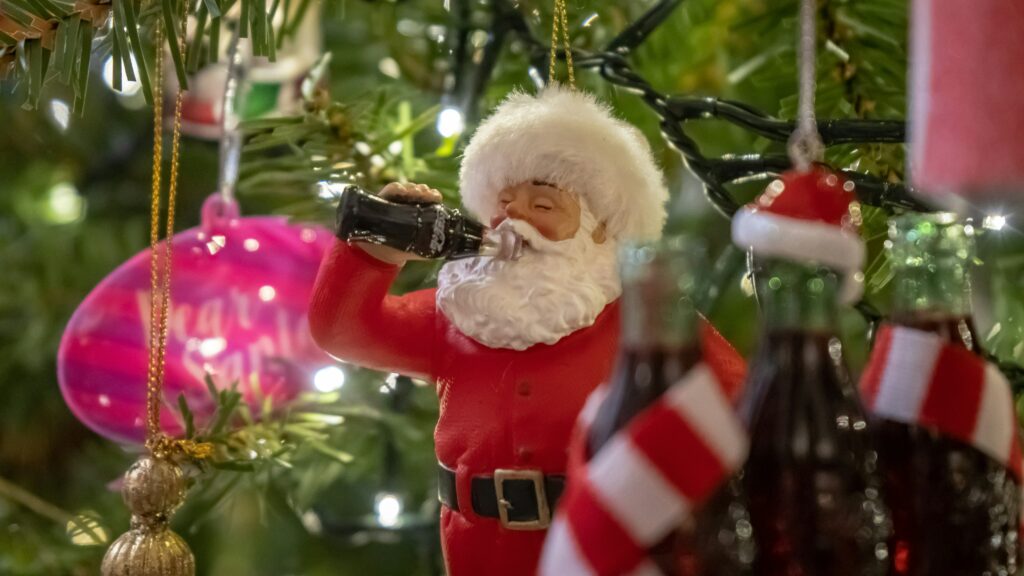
top-left (218, 25), bottom-right (249, 203)
top-left (787, 0), bottom-right (824, 172)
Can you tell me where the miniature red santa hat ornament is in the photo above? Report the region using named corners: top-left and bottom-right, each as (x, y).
top-left (459, 85), bottom-right (669, 241)
top-left (732, 167), bottom-right (866, 303)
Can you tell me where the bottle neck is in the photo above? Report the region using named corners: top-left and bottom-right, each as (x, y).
top-left (890, 257), bottom-right (972, 323)
top-left (476, 227), bottom-right (524, 261)
top-left (620, 279), bottom-right (698, 350)
top-left (591, 242), bottom-right (702, 458)
top-left (888, 212), bottom-right (975, 325)
top-left (756, 259), bottom-right (840, 333)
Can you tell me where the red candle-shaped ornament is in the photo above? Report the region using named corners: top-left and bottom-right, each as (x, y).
top-left (910, 1), bottom-right (1024, 209)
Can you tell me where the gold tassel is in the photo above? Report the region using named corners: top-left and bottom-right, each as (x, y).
top-left (101, 456), bottom-right (195, 576)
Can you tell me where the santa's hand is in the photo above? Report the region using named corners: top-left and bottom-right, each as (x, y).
top-left (357, 182), bottom-right (443, 265)
top-left (379, 182), bottom-right (443, 205)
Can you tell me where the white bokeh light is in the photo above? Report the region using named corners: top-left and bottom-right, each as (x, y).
top-left (436, 107), bottom-right (465, 138)
top-left (318, 182), bottom-right (340, 200)
top-left (199, 337), bottom-right (227, 358)
top-left (103, 55), bottom-right (141, 96)
top-left (46, 182), bottom-right (84, 224)
top-left (378, 57), bottom-right (401, 79)
top-left (314, 366), bottom-right (346, 393)
top-left (258, 285), bottom-right (277, 302)
top-left (49, 100), bottom-right (70, 131)
top-left (375, 493), bottom-right (402, 528)
top-left (983, 214), bottom-right (1007, 231)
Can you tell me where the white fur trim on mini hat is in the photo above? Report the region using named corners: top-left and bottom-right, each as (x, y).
top-left (732, 207), bottom-right (866, 303)
top-left (458, 86), bottom-right (669, 241)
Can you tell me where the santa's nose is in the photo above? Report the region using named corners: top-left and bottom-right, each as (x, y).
top-left (505, 201), bottom-right (526, 220)
top-left (491, 199), bottom-right (528, 228)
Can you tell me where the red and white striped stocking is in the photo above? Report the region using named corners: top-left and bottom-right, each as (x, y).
top-left (539, 364), bottom-right (748, 576)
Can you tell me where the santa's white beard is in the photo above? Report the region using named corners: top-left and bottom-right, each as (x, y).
top-left (436, 209), bottom-right (620, 351)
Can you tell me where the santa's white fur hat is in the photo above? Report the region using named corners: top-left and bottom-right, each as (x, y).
top-left (459, 86), bottom-right (669, 241)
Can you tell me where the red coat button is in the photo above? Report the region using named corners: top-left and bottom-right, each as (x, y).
top-left (516, 380), bottom-right (531, 396)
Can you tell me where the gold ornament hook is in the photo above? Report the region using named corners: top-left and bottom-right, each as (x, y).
top-left (548, 0), bottom-right (575, 88)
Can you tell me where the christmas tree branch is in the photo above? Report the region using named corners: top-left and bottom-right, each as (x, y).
top-left (0, 474), bottom-right (108, 545)
top-left (0, 0), bottom-right (289, 112)
top-left (159, 372), bottom-right (439, 537)
top-left (0, 474), bottom-right (76, 525)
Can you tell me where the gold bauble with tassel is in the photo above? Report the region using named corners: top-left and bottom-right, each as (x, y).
top-left (101, 456), bottom-right (195, 576)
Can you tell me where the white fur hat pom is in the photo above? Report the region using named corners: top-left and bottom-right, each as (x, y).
top-left (458, 86), bottom-right (669, 241)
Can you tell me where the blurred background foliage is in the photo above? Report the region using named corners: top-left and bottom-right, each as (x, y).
top-left (4, 0), bottom-right (1019, 574)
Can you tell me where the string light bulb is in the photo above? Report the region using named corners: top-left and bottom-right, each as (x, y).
top-left (314, 365), bottom-right (346, 393)
top-left (375, 492), bottom-right (402, 528)
top-left (983, 214), bottom-right (1008, 231)
top-left (437, 107), bottom-right (465, 138)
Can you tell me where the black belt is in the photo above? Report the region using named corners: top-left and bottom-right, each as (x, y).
top-left (438, 463), bottom-right (565, 530)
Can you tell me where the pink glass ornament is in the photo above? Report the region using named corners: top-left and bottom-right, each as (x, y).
top-left (58, 194), bottom-right (334, 444)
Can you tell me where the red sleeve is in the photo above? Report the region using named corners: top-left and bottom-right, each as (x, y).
top-left (699, 316), bottom-right (748, 403)
top-left (308, 240), bottom-right (436, 380)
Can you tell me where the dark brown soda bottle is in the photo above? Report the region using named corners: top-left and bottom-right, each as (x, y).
top-left (736, 259), bottom-right (890, 576)
top-left (874, 213), bottom-right (1019, 576)
top-left (586, 241), bottom-right (703, 574)
top-left (681, 471), bottom-right (756, 576)
top-left (334, 185), bottom-right (523, 261)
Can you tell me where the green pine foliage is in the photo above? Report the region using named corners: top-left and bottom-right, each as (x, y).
top-left (0, 0), bottom-right (290, 111)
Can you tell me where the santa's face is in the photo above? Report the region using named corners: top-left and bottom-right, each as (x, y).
top-left (437, 197), bottom-right (620, 351)
top-left (489, 181), bottom-right (582, 242)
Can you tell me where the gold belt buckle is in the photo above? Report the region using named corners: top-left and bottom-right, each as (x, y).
top-left (493, 468), bottom-right (551, 530)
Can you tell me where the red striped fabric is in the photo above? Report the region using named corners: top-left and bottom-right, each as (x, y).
top-left (858, 323), bottom-right (893, 406)
top-left (539, 364), bottom-right (747, 576)
top-left (630, 402), bottom-right (728, 504)
top-left (565, 480), bottom-right (649, 574)
top-left (918, 344), bottom-right (985, 441)
top-left (859, 324), bottom-right (1022, 481)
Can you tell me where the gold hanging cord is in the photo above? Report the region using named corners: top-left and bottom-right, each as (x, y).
top-left (146, 9), bottom-right (212, 461)
top-left (548, 0), bottom-right (575, 87)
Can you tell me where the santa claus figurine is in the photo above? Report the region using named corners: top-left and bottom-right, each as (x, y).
top-left (308, 86), bottom-right (745, 575)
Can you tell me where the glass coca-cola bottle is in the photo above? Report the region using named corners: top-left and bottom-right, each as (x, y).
top-left (737, 258), bottom-right (890, 576)
top-left (586, 241), bottom-right (703, 574)
top-left (683, 469), bottom-right (755, 576)
top-left (875, 212), bottom-right (1019, 576)
top-left (588, 241), bottom-right (703, 451)
top-left (334, 185), bottom-right (523, 260)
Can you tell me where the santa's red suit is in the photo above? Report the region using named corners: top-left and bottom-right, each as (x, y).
top-left (308, 241), bottom-right (745, 575)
